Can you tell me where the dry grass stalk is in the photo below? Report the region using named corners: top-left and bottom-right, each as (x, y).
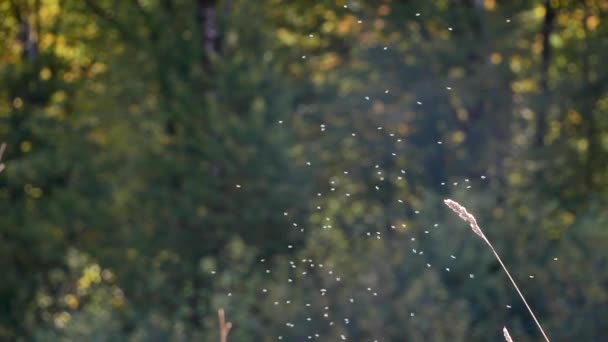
top-left (503, 326), bottom-right (514, 342)
top-left (218, 308), bottom-right (232, 342)
top-left (0, 143), bottom-right (5, 173)
top-left (443, 199), bottom-right (550, 342)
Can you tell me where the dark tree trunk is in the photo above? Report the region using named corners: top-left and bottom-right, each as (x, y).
top-left (197, 0), bottom-right (220, 60)
top-left (534, 0), bottom-right (555, 148)
top-left (581, 6), bottom-right (600, 191)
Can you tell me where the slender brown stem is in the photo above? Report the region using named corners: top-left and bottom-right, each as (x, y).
top-left (0, 143), bottom-right (6, 173)
top-left (218, 308), bottom-right (232, 342)
top-left (503, 326), bottom-right (514, 342)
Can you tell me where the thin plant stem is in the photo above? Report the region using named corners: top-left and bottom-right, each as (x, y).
top-left (484, 237), bottom-right (550, 342)
top-left (444, 199), bottom-right (550, 342)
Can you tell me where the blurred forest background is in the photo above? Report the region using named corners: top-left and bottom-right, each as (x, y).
top-left (1, 0), bottom-right (608, 341)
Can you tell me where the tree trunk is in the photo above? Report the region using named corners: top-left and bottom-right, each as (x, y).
top-left (534, 0), bottom-right (555, 147)
top-left (197, 0), bottom-right (220, 60)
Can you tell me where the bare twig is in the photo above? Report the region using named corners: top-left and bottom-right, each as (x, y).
top-left (218, 308), bottom-right (232, 342)
top-left (444, 199), bottom-right (550, 342)
top-left (0, 143), bottom-right (6, 173)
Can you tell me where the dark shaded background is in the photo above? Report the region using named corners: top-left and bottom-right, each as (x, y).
top-left (1, 0), bottom-right (607, 340)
